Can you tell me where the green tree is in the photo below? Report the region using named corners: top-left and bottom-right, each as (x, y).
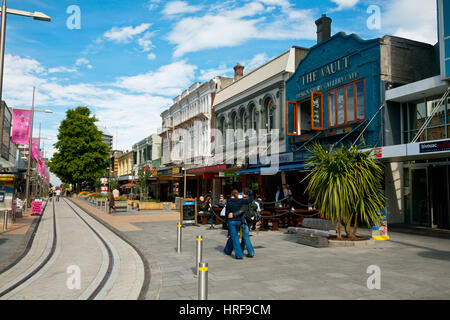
top-left (49, 107), bottom-right (109, 192)
top-left (304, 143), bottom-right (385, 239)
top-left (109, 177), bottom-right (119, 191)
top-left (135, 169), bottom-right (151, 201)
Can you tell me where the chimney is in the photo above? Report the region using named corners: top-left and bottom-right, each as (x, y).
top-left (233, 63), bottom-right (244, 80)
top-left (315, 14), bottom-right (332, 44)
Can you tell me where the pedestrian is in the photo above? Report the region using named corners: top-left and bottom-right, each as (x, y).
top-left (204, 195), bottom-right (216, 229)
top-left (275, 185), bottom-right (281, 204)
top-left (282, 184), bottom-right (292, 207)
top-left (48, 189), bottom-right (53, 201)
top-left (112, 188), bottom-right (120, 199)
top-left (223, 189), bottom-right (253, 259)
top-left (55, 188), bottom-right (61, 202)
top-left (108, 191), bottom-right (117, 214)
top-left (239, 189), bottom-right (256, 258)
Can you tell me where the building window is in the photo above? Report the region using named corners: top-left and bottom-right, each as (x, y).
top-left (242, 110), bottom-right (248, 138)
top-left (250, 104), bottom-right (258, 135)
top-left (264, 98), bottom-right (275, 131)
top-left (401, 96), bottom-right (448, 143)
top-left (328, 79), bottom-right (366, 128)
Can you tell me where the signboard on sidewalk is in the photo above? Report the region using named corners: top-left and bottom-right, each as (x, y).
top-left (31, 200), bottom-right (43, 215)
top-left (372, 209), bottom-right (389, 240)
top-left (180, 198), bottom-right (197, 225)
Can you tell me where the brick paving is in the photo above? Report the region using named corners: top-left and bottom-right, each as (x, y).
top-left (75, 196), bottom-right (450, 300)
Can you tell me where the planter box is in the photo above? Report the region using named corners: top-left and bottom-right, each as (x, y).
top-left (138, 202), bottom-right (163, 210)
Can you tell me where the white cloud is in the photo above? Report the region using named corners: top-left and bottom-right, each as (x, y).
top-left (75, 57), bottom-right (93, 69)
top-left (331, 0), bottom-right (359, 11)
top-left (2, 54), bottom-right (195, 153)
top-left (114, 60), bottom-right (197, 95)
top-left (243, 53), bottom-right (270, 72)
top-left (167, 1), bottom-right (315, 57)
top-left (48, 66), bottom-right (77, 74)
top-left (198, 64), bottom-right (231, 81)
top-left (147, 0), bottom-right (161, 11)
top-left (103, 23), bottom-right (151, 43)
top-left (163, 1), bottom-right (203, 15)
top-left (383, 0), bottom-right (437, 44)
top-left (147, 53), bottom-right (156, 60)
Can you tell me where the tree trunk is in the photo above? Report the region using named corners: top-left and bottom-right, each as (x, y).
top-left (352, 212), bottom-right (359, 240)
top-left (337, 223), bottom-right (342, 239)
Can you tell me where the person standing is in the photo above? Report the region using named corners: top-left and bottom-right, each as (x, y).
top-left (204, 195), bottom-right (216, 229)
top-left (55, 188), bottom-right (61, 202)
top-left (275, 185), bottom-right (281, 204)
top-left (239, 189), bottom-right (256, 258)
top-left (223, 189), bottom-right (253, 259)
top-left (112, 188), bottom-right (120, 199)
top-left (108, 192), bottom-right (117, 214)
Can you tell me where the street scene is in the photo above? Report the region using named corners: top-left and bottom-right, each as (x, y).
top-left (0, 0), bottom-right (449, 307)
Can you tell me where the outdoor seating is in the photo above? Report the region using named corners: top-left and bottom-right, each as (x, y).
top-left (287, 218), bottom-right (338, 248)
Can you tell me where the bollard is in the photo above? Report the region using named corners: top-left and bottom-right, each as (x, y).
top-left (198, 262), bottom-right (208, 300)
top-left (177, 222), bottom-right (182, 254)
top-left (195, 235), bottom-right (203, 276)
top-left (3, 210), bottom-right (8, 232)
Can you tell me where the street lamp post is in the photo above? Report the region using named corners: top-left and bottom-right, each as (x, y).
top-left (0, 0), bottom-right (51, 103)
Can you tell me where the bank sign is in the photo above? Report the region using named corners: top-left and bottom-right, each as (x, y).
top-left (438, 0), bottom-right (450, 80)
top-left (419, 139), bottom-right (450, 153)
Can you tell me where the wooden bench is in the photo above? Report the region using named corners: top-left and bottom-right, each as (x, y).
top-left (287, 218), bottom-right (338, 248)
top-left (111, 201), bottom-right (128, 212)
top-left (198, 212), bottom-right (209, 224)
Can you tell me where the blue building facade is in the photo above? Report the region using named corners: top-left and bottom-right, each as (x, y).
top-left (285, 32), bottom-right (382, 160)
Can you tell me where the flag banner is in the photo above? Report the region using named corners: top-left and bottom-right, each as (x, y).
top-left (11, 110), bottom-right (32, 145)
top-left (31, 138), bottom-right (39, 160)
top-left (38, 151), bottom-right (43, 176)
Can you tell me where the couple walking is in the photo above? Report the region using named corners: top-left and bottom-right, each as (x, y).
top-left (223, 189), bottom-right (255, 259)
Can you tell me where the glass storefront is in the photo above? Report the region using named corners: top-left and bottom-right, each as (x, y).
top-left (403, 159), bottom-right (450, 229)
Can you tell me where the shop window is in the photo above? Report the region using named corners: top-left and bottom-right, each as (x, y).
top-left (286, 101), bottom-right (298, 136)
top-left (328, 79), bottom-right (366, 128)
top-left (311, 92), bottom-right (323, 130)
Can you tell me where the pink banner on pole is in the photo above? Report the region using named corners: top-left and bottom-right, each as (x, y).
top-left (38, 151), bottom-right (43, 176)
top-left (11, 110), bottom-right (32, 145)
top-left (31, 138), bottom-right (39, 160)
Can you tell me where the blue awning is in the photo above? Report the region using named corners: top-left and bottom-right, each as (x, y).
top-left (236, 163), bottom-right (312, 175)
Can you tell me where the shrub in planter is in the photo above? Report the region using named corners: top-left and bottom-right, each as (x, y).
top-left (305, 143), bottom-right (385, 240)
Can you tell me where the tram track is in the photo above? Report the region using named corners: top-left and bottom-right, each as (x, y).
top-left (62, 198), bottom-right (115, 300)
top-left (0, 197), bottom-right (119, 300)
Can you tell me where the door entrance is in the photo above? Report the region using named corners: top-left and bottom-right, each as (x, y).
top-left (409, 163), bottom-right (450, 229)
top-left (411, 168), bottom-right (429, 226)
top-left (429, 165), bottom-right (450, 229)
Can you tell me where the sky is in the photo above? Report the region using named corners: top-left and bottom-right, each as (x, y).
top-left (3, 0), bottom-right (437, 185)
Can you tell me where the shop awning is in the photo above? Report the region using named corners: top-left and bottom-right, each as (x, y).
top-left (236, 163), bottom-right (312, 175)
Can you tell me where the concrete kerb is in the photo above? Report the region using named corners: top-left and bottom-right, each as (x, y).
top-left (68, 198), bottom-right (155, 300)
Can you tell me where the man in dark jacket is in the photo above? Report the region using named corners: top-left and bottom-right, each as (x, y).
top-left (223, 189), bottom-right (253, 259)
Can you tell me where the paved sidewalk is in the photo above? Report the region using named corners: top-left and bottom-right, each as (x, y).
top-left (0, 211), bottom-right (40, 273)
top-left (75, 198), bottom-right (450, 300)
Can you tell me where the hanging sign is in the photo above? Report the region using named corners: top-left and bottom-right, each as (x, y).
top-left (11, 109), bottom-right (32, 145)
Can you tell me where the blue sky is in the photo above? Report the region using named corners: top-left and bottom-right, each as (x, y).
top-left (3, 0), bottom-right (437, 184)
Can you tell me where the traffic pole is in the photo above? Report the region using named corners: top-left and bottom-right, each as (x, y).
top-left (177, 222), bottom-right (182, 254)
top-left (198, 262), bottom-right (208, 300)
top-left (195, 235), bottom-right (203, 276)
